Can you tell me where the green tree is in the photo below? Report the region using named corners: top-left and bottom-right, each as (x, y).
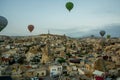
top-left (66, 53), bottom-right (72, 58)
top-left (57, 57), bottom-right (66, 64)
top-left (17, 56), bottom-right (26, 64)
top-left (106, 34), bottom-right (111, 39)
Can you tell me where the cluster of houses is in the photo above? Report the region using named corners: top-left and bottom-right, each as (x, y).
top-left (0, 34), bottom-right (120, 80)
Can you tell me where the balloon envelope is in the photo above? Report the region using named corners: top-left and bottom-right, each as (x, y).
top-left (28, 25), bottom-right (34, 32)
top-left (0, 16), bottom-right (8, 32)
top-left (100, 30), bottom-right (106, 37)
top-left (65, 2), bottom-right (74, 12)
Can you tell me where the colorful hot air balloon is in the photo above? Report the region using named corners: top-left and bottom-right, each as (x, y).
top-left (100, 30), bottom-right (106, 37)
top-left (28, 25), bottom-right (34, 32)
top-left (65, 2), bottom-right (74, 12)
top-left (0, 16), bottom-right (8, 32)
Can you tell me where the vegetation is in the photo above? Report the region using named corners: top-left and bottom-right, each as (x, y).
top-left (30, 56), bottom-right (40, 64)
top-left (106, 34), bottom-right (111, 39)
top-left (57, 57), bottom-right (66, 64)
top-left (66, 53), bottom-right (72, 58)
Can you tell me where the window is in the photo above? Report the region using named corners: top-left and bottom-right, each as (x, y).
top-left (52, 69), bottom-right (56, 71)
top-left (58, 67), bottom-right (61, 71)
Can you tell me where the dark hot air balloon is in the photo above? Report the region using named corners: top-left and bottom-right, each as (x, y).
top-left (100, 30), bottom-right (106, 37)
top-left (0, 16), bottom-right (8, 32)
top-left (28, 25), bottom-right (34, 32)
top-left (65, 2), bottom-right (74, 12)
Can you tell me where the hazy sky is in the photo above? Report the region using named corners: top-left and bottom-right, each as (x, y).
top-left (0, 0), bottom-right (120, 37)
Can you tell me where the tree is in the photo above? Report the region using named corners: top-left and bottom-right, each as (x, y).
top-left (17, 56), bottom-right (26, 64)
top-left (57, 57), bottom-right (66, 64)
top-left (31, 56), bottom-right (40, 64)
top-left (66, 53), bottom-right (72, 58)
top-left (106, 34), bottom-right (111, 39)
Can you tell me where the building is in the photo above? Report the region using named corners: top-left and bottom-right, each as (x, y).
top-left (33, 69), bottom-right (47, 77)
top-left (78, 68), bottom-right (85, 75)
top-left (49, 65), bottom-right (62, 77)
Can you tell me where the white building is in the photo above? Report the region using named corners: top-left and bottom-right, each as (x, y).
top-left (5, 45), bottom-right (10, 49)
top-left (49, 65), bottom-right (62, 77)
top-left (93, 70), bottom-right (104, 76)
top-left (31, 77), bottom-right (39, 80)
top-left (78, 68), bottom-right (85, 75)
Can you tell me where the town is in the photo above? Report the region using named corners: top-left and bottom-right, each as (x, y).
top-left (0, 33), bottom-right (120, 80)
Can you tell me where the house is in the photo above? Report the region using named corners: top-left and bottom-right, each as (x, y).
top-left (25, 69), bottom-right (34, 77)
top-left (78, 68), bottom-right (85, 75)
top-left (33, 69), bottom-right (47, 77)
top-left (30, 77), bottom-right (39, 80)
top-left (109, 69), bottom-right (118, 76)
top-left (49, 65), bottom-right (62, 77)
top-left (80, 59), bottom-right (85, 66)
top-left (30, 64), bottom-right (38, 69)
top-left (111, 56), bottom-right (120, 64)
top-left (93, 70), bottom-right (104, 76)
top-left (72, 66), bottom-right (77, 71)
top-left (66, 66), bottom-right (73, 73)
top-left (93, 70), bottom-right (105, 80)
top-left (5, 45), bottom-right (11, 49)
top-left (86, 62), bottom-right (94, 71)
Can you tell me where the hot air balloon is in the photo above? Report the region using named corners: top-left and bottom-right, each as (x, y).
top-left (0, 16), bottom-right (8, 32)
top-left (28, 25), bottom-right (34, 32)
top-left (100, 30), bottom-right (106, 37)
top-left (65, 2), bottom-right (74, 12)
